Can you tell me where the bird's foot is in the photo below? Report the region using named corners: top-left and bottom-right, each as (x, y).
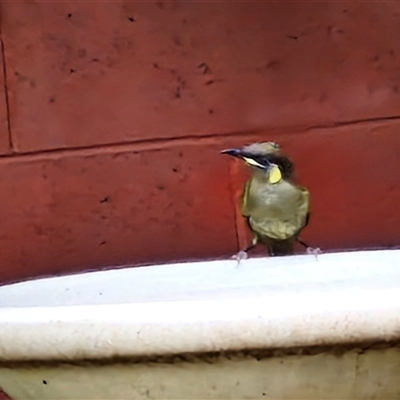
top-left (231, 250), bottom-right (249, 267)
top-left (306, 246), bottom-right (322, 260)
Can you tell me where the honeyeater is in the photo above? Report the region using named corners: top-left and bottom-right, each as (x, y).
top-left (222, 141), bottom-right (317, 258)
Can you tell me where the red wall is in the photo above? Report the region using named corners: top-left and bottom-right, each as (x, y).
top-left (0, 2), bottom-right (400, 284)
top-left (0, 390), bottom-right (11, 400)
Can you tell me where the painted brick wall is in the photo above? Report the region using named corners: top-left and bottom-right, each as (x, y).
top-left (0, 2), bottom-right (400, 285)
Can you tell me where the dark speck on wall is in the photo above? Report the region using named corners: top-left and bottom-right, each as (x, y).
top-left (173, 35), bottom-right (182, 46)
top-left (42, 380), bottom-right (47, 385)
top-left (128, 16), bottom-right (135, 22)
top-left (77, 48), bottom-right (87, 58)
top-left (197, 63), bottom-right (210, 75)
top-left (266, 60), bottom-right (280, 70)
top-left (205, 79), bottom-right (223, 85)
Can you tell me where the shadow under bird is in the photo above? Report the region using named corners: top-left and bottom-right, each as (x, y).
top-left (221, 141), bottom-right (319, 259)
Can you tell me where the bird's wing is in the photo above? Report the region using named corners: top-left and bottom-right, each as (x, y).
top-left (249, 185), bottom-right (310, 241)
top-left (241, 181), bottom-right (251, 217)
top-left (297, 187), bottom-right (310, 231)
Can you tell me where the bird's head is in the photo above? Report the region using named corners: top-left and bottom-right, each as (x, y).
top-left (221, 141), bottom-right (284, 184)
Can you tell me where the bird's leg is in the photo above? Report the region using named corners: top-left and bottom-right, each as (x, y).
top-left (232, 236), bottom-right (258, 265)
top-left (296, 238), bottom-right (322, 259)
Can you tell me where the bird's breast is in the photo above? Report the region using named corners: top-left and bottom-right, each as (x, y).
top-left (245, 179), bottom-right (309, 240)
top-left (247, 180), bottom-right (298, 216)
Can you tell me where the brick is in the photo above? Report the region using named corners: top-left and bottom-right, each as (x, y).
top-left (0, 33), bottom-right (9, 154)
top-left (226, 120), bottom-right (400, 254)
top-left (0, 143), bottom-right (237, 284)
top-left (3, 2), bottom-right (400, 152)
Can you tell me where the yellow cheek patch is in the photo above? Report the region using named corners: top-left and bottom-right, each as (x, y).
top-left (243, 157), bottom-right (264, 168)
top-left (269, 165), bottom-right (282, 184)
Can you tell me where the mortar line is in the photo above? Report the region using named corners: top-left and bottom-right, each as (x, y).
top-left (0, 113), bottom-right (399, 162)
top-left (306, 114), bottom-right (400, 131)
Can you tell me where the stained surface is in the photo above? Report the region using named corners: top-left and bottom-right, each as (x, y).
top-left (1, 347), bottom-right (400, 399)
top-left (0, 2), bottom-right (399, 283)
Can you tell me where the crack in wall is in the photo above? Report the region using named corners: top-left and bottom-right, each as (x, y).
top-left (0, 11), bottom-right (13, 153)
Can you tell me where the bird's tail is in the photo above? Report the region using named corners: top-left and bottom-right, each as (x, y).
top-left (263, 238), bottom-right (294, 257)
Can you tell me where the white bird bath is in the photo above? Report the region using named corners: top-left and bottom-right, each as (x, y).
top-left (0, 250), bottom-right (399, 399)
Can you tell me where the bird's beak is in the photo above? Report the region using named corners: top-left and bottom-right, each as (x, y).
top-left (220, 148), bottom-right (243, 158)
top-left (221, 148), bottom-right (270, 170)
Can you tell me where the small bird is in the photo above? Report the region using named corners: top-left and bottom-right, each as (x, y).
top-left (221, 141), bottom-right (318, 259)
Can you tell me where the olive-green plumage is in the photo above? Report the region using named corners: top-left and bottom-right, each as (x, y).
top-left (222, 142), bottom-right (310, 257)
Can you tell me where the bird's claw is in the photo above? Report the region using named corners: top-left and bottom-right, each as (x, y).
top-left (306, 246), bottom-right (322, 260)
top-left (231, 250), bottom-right (249, 266)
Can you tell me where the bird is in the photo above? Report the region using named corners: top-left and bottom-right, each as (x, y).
top-left (221, 141), bottom-right (318, 259)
